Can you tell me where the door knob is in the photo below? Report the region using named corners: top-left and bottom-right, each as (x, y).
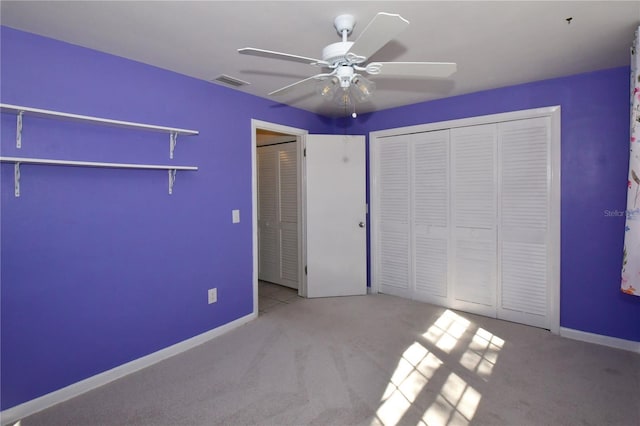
top-left (359, 221), bottom-right (365, 228)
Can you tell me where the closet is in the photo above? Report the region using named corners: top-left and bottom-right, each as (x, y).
top-left (371, 107), bottom-right (560, 331)
top-left (257, 140), bottom-right (298, 289)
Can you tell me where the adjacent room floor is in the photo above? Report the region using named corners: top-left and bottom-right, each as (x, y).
top-left (19, 293), bottom-right (640, 426)
top-left (258, 280), bottom-right (300, 314)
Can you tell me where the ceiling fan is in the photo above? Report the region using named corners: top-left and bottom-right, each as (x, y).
top-left (238, 12), bottom-right (457, 114)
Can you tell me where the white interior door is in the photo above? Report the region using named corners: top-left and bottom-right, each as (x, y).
top-left (257, 147), bottom-right (279, 283)
top-left (305, 135), bottom-right (367, 298)
top-left (257, 142), bottom-right (298, 289)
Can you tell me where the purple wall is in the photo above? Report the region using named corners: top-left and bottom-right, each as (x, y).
top-left (0, 27), bottom-right (332, 410)
top-left (347, 67), bottom-right (640, 343)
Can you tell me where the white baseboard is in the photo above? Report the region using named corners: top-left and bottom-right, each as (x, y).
top-left (560, 327), bottom-right (640, 353)
top-left (0, 312), bottom-right (257, 426)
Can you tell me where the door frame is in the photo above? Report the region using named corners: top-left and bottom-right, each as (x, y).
top-left (369, 106), bottom-right (561, 334)
top-left (251, 119), bottom-right (308, 314)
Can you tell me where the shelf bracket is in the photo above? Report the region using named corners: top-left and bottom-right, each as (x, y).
top-left (14, 162), bottom-right (21, 197)
top-left (169, 132), bottom-right (178, 159)
top-left (16, 111), bottom-right (24, 148)
top-left (168, 169), bottom-right (177, 195)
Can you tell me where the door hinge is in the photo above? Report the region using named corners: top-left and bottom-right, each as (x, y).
top-left (305, 265), bottom-right (307, 275)
top-left (303, 148), bottom-right (306, 157)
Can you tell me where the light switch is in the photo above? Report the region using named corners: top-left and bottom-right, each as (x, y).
top-left (208, 288), bottom-right (217, 304)
top-left (232, 209), bottom-right (240, 224)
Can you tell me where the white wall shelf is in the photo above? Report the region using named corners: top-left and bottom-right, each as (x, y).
top-left (0, 103), bottom-right (199, 159)
top-left (0, 156), bottom-right (198, 196)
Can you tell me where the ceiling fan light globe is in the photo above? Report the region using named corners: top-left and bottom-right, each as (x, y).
top-left (316, 76), bottom-right (340, 100)
top-left (333, 88), bottom-right (353, 107)
top-left (351, 76), bottom-right (375, 102)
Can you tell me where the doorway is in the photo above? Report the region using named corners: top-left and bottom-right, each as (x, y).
top-left (252, 120), bottom-right (308, 314)
top-left (256, 131), bottom-right (298, 290)
top-left (251, 120), bottom-right (368, 314)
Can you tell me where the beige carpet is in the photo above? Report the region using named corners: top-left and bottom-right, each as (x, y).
top-left (19, 294), bottom-right (640, 426)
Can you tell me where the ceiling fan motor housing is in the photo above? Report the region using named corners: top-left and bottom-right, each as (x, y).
top-left (322, 41), bottom-right (355, 65)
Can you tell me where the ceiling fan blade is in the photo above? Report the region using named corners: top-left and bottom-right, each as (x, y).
top-left (373, 62), bottom-right (457, 78)
top-left (346, 13), bottom-right (410, 60)
top-left (268, 74), bottom-right (330, 96)
top-left (238, 47), bottom-right (326, 66)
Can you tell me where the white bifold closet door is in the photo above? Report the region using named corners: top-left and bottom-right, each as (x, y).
top-left (377, 134), bottom-right (411, 298)
top-left (450, 124), bottom-right (497, 317)
top-left (412, 130), bottom-right (450, 306)
top-left (498, 117), bottom-right (551, 328)
top-left (378, 129), bottom-right (451, 305)
top-left (257, 142), bottom-right (298, 289)
top-left (373, 115), bottom-right (555, 330)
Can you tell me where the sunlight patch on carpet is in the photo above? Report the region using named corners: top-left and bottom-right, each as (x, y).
top-left (372, 309), bottom-right (505, 425)
top-left (460, 327), bottom-right (505, 380)
top-left (423, 373), bottom-right (482, 425)
top-left (423, 309), bottom-right (471, 353)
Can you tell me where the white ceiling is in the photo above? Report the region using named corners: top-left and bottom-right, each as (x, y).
top-left (2, 1), bottom-right (639, 117)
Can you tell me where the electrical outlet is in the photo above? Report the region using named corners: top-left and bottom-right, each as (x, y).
top-left (208, 288), bottom-right (217, 304)
top-left (232, 209), bottom-right (240, 224)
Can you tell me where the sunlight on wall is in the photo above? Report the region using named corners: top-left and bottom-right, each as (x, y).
top-left (373, 310), bottom-right (505, 426)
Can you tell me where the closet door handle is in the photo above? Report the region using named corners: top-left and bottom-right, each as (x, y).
top-left (359, 221), bottom-right (366, 228)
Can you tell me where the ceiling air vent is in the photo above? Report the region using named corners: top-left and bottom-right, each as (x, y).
top-left (212, 74), bottom-right (250, 87)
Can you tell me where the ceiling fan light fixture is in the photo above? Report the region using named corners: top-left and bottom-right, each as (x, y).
top-left (336, 65), bottom-right (354, 89)
top-left (334, 88), bottom-right (354, 107)
top-left (317, 76), bottom-right (340, 99)
top-left (351, 75), bottom-right (375, 103)
top-left (319, 73), bottom-right (374, 107)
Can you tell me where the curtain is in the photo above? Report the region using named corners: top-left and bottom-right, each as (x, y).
top-left (622, 27), bottom-right (640, 296)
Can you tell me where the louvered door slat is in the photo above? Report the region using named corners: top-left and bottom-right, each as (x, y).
top-left (454, 239), bottom-right (496, 306)
top-left (258, 149), bottom-right (278, 222)
top-left (279, 148), bottom-right (297, 223)
top-left (280, 227), bottom-right (298, 282)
